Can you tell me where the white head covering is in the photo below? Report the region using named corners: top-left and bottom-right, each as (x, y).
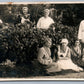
top-left (61, 38), bottom-right (68, 44)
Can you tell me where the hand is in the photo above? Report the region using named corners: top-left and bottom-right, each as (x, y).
top-left (48, 59), bottom-right (52, 63)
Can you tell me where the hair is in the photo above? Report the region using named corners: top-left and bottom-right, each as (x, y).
top-left (22, 6), bottom-right (28, 10)
top-left (43, 36), bottom-right (52, 45)
top-left (61, 38), bottom-right (68, 44)
top-left (20, 6), bottom-right (28, 14)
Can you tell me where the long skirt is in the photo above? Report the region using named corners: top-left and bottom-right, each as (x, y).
top-left (56, 59), bottom-right (83, 72)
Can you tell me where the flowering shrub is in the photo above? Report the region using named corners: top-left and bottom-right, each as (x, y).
top-left (0, 22), bottom-right (79, 64)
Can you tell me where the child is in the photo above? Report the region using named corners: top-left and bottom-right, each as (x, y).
top-left (72, 40), bottom-right (81, 58)
top-left (21, 6), bottom-right (31, 24)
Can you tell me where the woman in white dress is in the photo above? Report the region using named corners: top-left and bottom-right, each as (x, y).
top-left (57, 38), bottom-right (83, 72)
top-left (37, 9), bottom-right (54, 29)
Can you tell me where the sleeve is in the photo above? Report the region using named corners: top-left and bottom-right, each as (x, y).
top-left (51, 19), bottom-right (54, 24)
top-left (21, 17), bottom-right (25, 24)
top-left (0, 19), bottom-right (3, 23)
top-left (78, 21), bottom-right (82, 40)
top-left (37, 18), bottom-right (41, 28)
top-left (37, 48), bottom-right (45, 64)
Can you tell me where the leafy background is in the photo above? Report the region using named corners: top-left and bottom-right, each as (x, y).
top-left (0, 4), bottom-right (83, 77)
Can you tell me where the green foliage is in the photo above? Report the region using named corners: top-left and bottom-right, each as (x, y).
top-left (0, 22), bottom-right (78, 64)
top-left (0, 4), bottom-right (83, 64)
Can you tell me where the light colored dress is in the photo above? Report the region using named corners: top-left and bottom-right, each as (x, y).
top-left (57, 46), bottom-right (83, 72)
top-left (37, 17), bottom-right (54, 29)
top-left (38, 47), bottom-right (61, 73)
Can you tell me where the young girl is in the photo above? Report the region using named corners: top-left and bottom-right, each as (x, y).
top-left (71, 40), bottom-right (83, 66)
top-left (56, 38), bottom-right (83, 72)
top-left (37, 9), bottom-right (54, 29)
top-left (72, 40), bottom-right (81, 57)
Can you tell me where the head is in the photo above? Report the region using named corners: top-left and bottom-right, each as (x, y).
top-left (61, 38), bottom-right (68, 47)
top-left (22, 7), bottom-right (28, 14)
top-left (43, 37), bottom-right (52, 48)
top-left (75, 40), bottom-right (80, 46)
top-left (43, 9), bottom-right (50, 17)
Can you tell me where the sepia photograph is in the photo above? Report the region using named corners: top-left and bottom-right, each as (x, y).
top-left (0, 2), bottom-right (84, 80)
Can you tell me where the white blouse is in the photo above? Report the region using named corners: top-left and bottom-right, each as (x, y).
top-left (37, 17), bottom-right (54, 29)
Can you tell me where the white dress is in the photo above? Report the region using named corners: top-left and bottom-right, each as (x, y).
top-left (38, 47), bottom-right (61, 73)
top-left (37, 17), bottom-right (54, 29)
top-left (57, 46), bottom-right (83, 72)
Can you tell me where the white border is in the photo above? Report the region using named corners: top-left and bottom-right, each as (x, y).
top-left (0, 1), bottom-right (84, 81)
top-left (0, 78), bottom-right (84, 81)
top-left (0, 1), bottom-right (84, 4)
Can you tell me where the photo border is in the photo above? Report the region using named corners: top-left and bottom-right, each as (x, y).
top-left (0, 1), bottom-right (84, 81)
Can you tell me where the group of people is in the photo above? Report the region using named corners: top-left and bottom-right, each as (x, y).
top-left (10, 6), bottom-right (84, 73)
top-left (0, 6), bottom-right (84, 73)
top-left (34, 7), bottom-right (84, 73)
top-left (37, 37), bottom-right (83, 74)
top-left (14, 6), bottom-right (54, 29)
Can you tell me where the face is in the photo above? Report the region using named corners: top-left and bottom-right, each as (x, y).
top-left (44, 10), bottom-right (49, 17)
top-left (22, 7), bottom-right (28, 14)
top-left (45, 40), bottom-right (52, 48)
top-left (61, 42), bottom-right (67, 47)
top-left (75, 41), bottom-right (80, 46)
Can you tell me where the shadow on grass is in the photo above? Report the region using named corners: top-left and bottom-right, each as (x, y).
top-left (0, 62), bottom-right (83, 78)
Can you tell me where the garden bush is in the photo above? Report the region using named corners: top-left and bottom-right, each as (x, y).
top-left (0, 22), bottom-right (79, 64)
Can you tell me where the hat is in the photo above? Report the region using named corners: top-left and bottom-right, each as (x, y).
top-left (61, 38), bottom-right (68, 44)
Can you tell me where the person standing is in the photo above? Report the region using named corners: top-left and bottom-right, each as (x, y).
top-left (37, 9), bottom-right (54, 29)
top-left (78, 20), bottom-right (84, 58)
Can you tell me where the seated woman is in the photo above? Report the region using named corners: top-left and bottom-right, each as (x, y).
top-left (56, 38), bottom-right (83, 72)
top-left (37, 36), bottom-right (61, 74)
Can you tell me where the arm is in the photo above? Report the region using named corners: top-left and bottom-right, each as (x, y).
top-left (37, 48), bottom-right (52, 65)
top-left (78, 21), bottom-right (82, 40)
top-left (37, 48), bottom-right (45, 64)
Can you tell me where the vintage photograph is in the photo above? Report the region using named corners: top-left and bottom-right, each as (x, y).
top-left (0, 2), bottom-right (84, 80)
